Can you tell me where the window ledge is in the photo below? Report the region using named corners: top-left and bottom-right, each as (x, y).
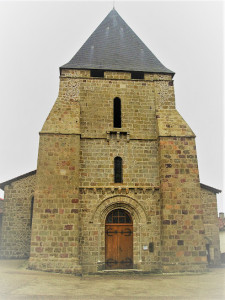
top-left (107, 131), bottom-right (130, 142)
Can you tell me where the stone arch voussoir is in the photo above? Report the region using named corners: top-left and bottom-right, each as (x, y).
top-left (91, 195), bottom-right (148, 225)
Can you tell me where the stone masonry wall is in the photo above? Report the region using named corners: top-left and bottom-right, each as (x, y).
top-left (0, 199), bottom-right (3, 248)
top-left (154, 74), bottom-right (207, 272)
top-left (29, 134), bottom-right (81, 274)
top-left (0, 174), bottom-right (36, 258)
top-left (201, 187), bottom-right (221, 265)
top-left (29, 67), bottom-right (82, 273)
top-left (79, 77), bottom-right (156, 140)
top-left (80, 139), bottom-right (159, 187)
top-left (0, 199), bottom-right (3, 213)
top-left (159, 137), bottom-right (207, 272)
top-left (80, 190), bottom-right (161, 274)
top-left (61, 69), bottom-right (172, 140)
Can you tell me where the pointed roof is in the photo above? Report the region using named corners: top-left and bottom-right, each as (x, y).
top-left (61, 9), bottom-right (174, 75)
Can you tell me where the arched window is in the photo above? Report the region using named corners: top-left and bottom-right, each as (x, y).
top-left (114, 156), bottom-right (123, 183)
top-left (106, 209), bottom-right (132, 224)
top-left (30, 196), bottom-right (34, 228)
top-left (113, 97), bottom-right (121, 128)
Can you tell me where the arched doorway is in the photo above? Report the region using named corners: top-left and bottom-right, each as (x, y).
top-left (105, 209), bottom-right (133, 269)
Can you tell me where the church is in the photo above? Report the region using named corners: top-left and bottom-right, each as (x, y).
top-left (0, 9), bottom-right (221, 274)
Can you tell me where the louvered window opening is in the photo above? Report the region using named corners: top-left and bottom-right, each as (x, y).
top-left (131, 71), bottom-right (144, 79)
top-left (91, 69), bottom-right (104, 77)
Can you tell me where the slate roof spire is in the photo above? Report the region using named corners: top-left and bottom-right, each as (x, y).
top-left (61, 9), bottom-right (174, 75)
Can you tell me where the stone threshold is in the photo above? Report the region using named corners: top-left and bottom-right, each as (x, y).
top-left (92, 268), bottom-right (214, 276)
top-left (96, 269), bottom-right (153, 275)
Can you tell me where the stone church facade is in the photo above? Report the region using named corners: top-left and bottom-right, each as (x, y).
top-left (0, 9), bottom-right (221, 274)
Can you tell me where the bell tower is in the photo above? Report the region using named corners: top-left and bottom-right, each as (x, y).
top-left (29, 9), bottom-right (207, 274)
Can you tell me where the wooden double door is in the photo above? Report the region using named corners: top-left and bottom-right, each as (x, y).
top-left (105, 209), bottom-right (133, 270)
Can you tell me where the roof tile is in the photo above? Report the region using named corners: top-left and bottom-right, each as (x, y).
top-left (61, 9), bottom-right (174, 74)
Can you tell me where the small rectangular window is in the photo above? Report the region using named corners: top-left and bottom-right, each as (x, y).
top-left (131, 72), bottom-right (144, 79)
top-left (91, 70), bottom-right (104, 78)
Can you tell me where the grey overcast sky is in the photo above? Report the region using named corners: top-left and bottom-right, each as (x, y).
top-left (0, 1), bottom-right (224, 212)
